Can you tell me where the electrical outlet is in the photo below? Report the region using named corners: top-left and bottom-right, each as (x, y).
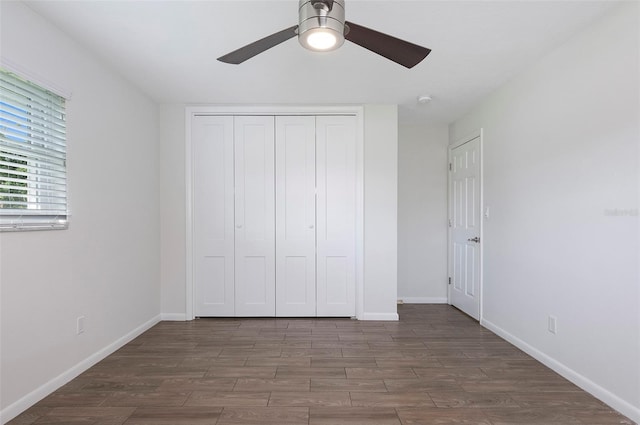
top-left (77, 316), bottom-right (85, 335)
top-left (548, 315), bottom-right (557, 334)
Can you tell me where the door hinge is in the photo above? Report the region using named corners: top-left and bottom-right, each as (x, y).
top-left (449, 163), bottom-right (452, 171)
top-left (448, 277), bottom-right (452, 285)
top-left (448, 219), bottom-right (452, 227)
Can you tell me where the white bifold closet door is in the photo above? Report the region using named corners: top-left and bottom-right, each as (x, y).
top-left (316, 116), bottom-right (356, 317)
top-left (193, 116), bottom-right (235, 316)
top-left (234, 116), bottom-right (276, 317)
top-left (275, 116), bottom-right (317, 316)
top-left (193, 114), bottom-right (356, 317)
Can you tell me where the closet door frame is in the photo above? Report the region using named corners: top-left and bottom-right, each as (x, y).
top-left (185, 105), bottom-right (364, 320)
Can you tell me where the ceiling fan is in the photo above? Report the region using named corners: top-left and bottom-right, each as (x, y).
top-left (218, 0), bottom-right (431, 69)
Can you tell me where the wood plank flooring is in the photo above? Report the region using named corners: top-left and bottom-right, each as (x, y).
top-left (8, 305), bottom-right (635, 424)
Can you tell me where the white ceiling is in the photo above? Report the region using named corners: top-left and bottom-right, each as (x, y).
top-left (24, 0), bottom-right (616, 124)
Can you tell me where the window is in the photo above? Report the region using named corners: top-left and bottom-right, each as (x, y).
top-left (0, 68), bottom-right (67, 231)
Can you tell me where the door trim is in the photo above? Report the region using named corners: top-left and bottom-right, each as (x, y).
top-left (185, 105), bottom-right (365, 320)
top-left (447, 129), bottom-right (484, 321)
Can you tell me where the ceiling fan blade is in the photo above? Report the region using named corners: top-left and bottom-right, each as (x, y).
top-left (344, 21), bottom-right (431, 69)
top-left (218, 25), bottom-right (298, 64)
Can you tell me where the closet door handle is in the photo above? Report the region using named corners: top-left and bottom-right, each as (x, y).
top-left (308, 224), bottom-right (314, 229)
top-left (236, 224), bottom-right (243, 229)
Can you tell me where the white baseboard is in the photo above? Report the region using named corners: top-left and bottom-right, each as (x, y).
top-left (0, 315), bottom-right (161, 425)
top-left (161, 313), bottom-right (187, 321)
top-left (361, 312), bottom-right (399, 321)
top-left (481, 318), bottom-right (640, 424)
top-left (398, 297), bottom-right (448, 304)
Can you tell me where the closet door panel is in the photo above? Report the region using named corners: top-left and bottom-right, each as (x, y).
top-left (234, 116), bottom-right (276, 316)
top-left (316, 116), bottom-right (357, 317)
top-left (275, 116), bottom-right (316, 316)
top-left (193, 116), bottom-right (235, 316)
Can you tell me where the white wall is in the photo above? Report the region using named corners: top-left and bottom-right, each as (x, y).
top-left (450, 3), bottom-right (639, 421)
top-left (159, 104), bottom-right (187, 319)
top-left (363, 105), bottom-right (399, 320)
top-left (159, 104), bottom-right (399, 320)
top-left (0, 2), bottom-right (160, 422)
top-left (397, 123), bottom-right (449, 303)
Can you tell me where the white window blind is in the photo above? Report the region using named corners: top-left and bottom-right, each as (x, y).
top-left (0, 68), bottom-right (68, 231)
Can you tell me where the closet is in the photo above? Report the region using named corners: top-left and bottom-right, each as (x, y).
top-left (192, 114), bottom-right (357, 317)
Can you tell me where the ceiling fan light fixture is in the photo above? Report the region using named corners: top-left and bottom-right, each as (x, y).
top-left (298, 0), bottom-right (345, 52)
top-left (300, 27), bottom-right (342, 51)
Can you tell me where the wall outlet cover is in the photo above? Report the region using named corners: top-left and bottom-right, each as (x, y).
top-left (548, 315), bottom-right (557, 334)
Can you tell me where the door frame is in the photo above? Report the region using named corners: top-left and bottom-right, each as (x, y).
top-left (185, 105), bottom-right (365, 320)
top-left (447, 129), bottom-right (484, 321)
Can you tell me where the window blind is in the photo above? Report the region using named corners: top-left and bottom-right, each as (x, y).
top-left (0, 68), bottom-right (67, 231)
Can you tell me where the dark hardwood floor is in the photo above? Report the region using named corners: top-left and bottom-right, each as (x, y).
top-left (9, 304), bottom-right (634, 424)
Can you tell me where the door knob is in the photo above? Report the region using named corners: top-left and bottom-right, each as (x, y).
top-left (468, 236), bottom-right (480, 243)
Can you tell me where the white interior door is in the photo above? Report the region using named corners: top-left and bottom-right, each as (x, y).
top-left (234, 116), bottom-right (276, 316)
top-left (275, 116), bottom-right (316, 316)
top-left (449, 135), bottom-right (482, 320)
top-left (316, 116), bottom-right (356, 317)
top-left (193, 116), bottom-right (235, 316)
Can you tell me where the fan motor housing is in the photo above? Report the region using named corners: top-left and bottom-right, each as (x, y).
top-left (298, 0), bottom-right (346, 51)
